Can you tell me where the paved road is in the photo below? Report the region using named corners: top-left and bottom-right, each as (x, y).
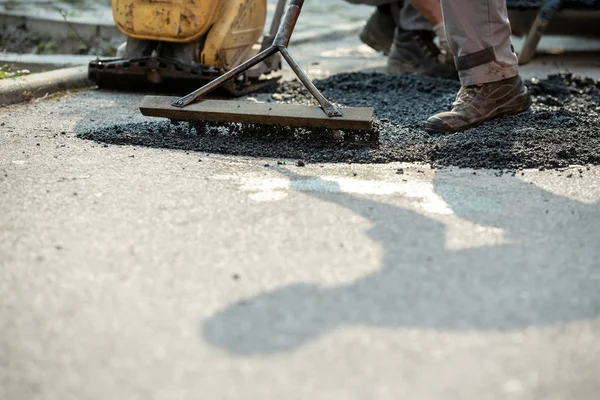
top-left (1, 86), bottom-right (599, 399)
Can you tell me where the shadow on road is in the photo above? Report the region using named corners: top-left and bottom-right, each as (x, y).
top-left (201, 168), bottom-right (600, 355)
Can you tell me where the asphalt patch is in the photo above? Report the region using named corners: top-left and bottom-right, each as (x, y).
top-left (79, 72), bottom-right (600, 169)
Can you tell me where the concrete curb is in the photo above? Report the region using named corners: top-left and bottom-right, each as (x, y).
top-left (0, 65), bottom-right (94, 106)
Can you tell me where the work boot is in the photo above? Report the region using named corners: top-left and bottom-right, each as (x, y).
top-left (359, 6), bottom-right (396, 55)
top-left (425, 75), bottom-right (532, 133)
top-left (387, 29), bottom-right (457, 79)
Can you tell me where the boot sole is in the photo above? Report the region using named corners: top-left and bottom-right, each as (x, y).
top-left (425, 91), bottom-right (533, 134)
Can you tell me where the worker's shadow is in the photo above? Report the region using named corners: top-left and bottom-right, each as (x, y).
top-left (201, 168), bottom-right (600, 355)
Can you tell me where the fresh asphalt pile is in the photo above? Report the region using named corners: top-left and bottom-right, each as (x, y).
top-left (80, 72), bottom-right (600, 169)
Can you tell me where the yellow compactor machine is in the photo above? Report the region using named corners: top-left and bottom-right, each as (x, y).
top-left (89, 0), bottom-right (284, 95)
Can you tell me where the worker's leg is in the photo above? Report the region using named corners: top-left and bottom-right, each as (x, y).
top-left (344, 0), bottom-right (432, 51)
top-left (356, 0), bottom-right (437, 30)
top-left (406, 0), bottom-right (453, 63)
top-left (398, 1), bottom-right (433, 30)
top-left (343, 0), bottom-right (401, 53)
top-left (345, 0), bottom-right (456, 78)
top-left (408, 0), bottom-right (443, 25)
top-left (441, 0), bottom-right (518, 86)
top-left (424, 0), bottom-right (531, 133)
top-left (387, 0), bottom-right (456, 78)
top-left (353, 2), bottom-right (399, 53)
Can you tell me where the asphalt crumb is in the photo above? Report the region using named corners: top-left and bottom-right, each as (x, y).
top-left (79, 71), bottom-right (600, 169)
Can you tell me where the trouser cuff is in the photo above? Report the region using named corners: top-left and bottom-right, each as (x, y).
top-left (459, 62), bottom-right (519, 87)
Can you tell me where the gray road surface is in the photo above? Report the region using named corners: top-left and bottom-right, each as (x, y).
top-left (1, 85), bottom-right (599, 399)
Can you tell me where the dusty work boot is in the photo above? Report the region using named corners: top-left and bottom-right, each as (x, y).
top-left (425, 75), bottom-right (532, 133)
top-left (359, 6), bottom-right (396, 54)
top-left (387, 29), bottom-right (457, 79)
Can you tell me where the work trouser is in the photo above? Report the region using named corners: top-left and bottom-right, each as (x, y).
top-left (440, 0), bottom-right (519, 86)
top-left (344, 0), bottom-right (433, 31)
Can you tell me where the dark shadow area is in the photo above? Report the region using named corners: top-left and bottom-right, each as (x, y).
top-left (201, 168), bottom-right (600, 355)
top-left (78, 72), bottom-right (600, 168)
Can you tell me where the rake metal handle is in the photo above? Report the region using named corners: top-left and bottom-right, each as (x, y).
top-left (171, 0), bottom-right (342, 118)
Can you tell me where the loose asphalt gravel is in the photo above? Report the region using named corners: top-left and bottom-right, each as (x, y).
top-left (79, 72), bottom-right (600, 169)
